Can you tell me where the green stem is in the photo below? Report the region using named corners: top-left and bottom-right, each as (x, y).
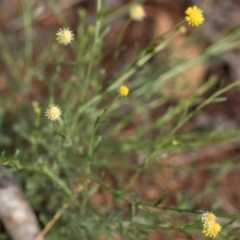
top-left (171, 80), bottom-right (240, 135)
top-left (88, 95), bottom-right (120, 156)
top-left (124, 80), bottom-right (240, 190)
top-left (67, 25), bottom-right (180, 138)
top-left (124, 160), bottom-right (146, 191)
top-left (114, 18), bottom-right (132, 59)
top-left (81, 0), bottom-right (102, 102)
top-left (43, 165), bottom-right (72, 196)
top-left (81, 89), bottom-right (120, 213)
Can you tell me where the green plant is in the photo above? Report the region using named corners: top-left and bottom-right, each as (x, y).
top-left (1, 1), bottom-right (240, 239)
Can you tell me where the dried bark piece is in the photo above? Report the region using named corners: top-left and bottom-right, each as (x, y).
top-left (0, 165), bottom-right (43, 240)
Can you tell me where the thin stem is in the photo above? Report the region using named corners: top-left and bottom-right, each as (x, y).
top-left (124, 80), bottom-right (240, 190)
top-left (114, 18), bottom-right (132, 59)
top-left (35, 203), bottom-right (69, 240)
top-left (81, 0), bottom-right (102, 102)
top-left (43, 165), bottom-right (72, 196)
top-left (171, 80), bottom-right (240, 135)
top-left (88, 95), bottom-right (120, 156)
top-left (81, 93), bottom-right (120, 213)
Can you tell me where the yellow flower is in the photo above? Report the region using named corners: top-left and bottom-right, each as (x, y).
top-left (45, 105), bottom-right (61, 121)
top-left (118, 85), bottom-right (129, 97)
top-left (201, 212), bottom-right (216, 226)
top-left (179, 26), bottom-right (187, 34)
top-left (56, 27), bottom-right (74, 45)
top-left (129, 4), bottom-right (146, 21)
top-left (172, 140), bottom-right (178, 146)
top-left (202, 222), bottom-right (221, 238)
top-left (185, 6), bottom-right (204, 27)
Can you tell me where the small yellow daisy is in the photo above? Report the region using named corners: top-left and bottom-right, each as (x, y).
top-left (129, 4), bottom-right (146, 21)
top-left (118, 85), bottom-right (129, 97)
top-left (185, 6), bottom-right (205, 27)
top-left (56, 27), bottom-right (74, 45)
top-left (45, 105), bottom-right (61, 121)
top-left (202, 222), bottom-right (221, 238)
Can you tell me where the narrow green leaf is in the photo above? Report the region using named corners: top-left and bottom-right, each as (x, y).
top-left (153, 192), bottom-right (168, 207)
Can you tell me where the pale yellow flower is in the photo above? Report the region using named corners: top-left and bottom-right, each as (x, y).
top-left (201, 212), bottom-right (221, 238)
top-left (129, 4), bottom-right (146, 21)
top-left (201, 212), bottom-right (216, 226)
top-left (45, 105), bottom-right (61, 121)
top-left (56, 27), bottom-right (74, 45)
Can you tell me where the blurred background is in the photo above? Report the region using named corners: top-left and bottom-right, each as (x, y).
top-left (1, 0), bottom-right (240, 239)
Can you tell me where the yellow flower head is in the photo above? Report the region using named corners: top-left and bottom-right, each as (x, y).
top-left (185, 6), bottom-right (204, 27)
top-left (129, 4), bottom-right (146, 21)
top-left (118, 85), bottom-right (129, 97)
top-left (202, 222), bottom-right (221, 238)
top-left (201, 212), bottom-right (216, 226)
top-left (179, 26), bottom-right (187, 34)
top-left (45, 105), bottom-right (61, 121)
top-left (56, 27), bottom-right (74, 45)
top-left (172, 140), bottom-right (178, 146)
